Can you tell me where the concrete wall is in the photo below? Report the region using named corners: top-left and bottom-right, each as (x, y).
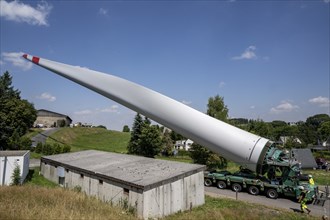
top-left (0, 151), bottom-right (30, 186)
top-left (40, 162), bottom-right (204, 219)
top-left (142, 172), bottom-right (204, 218)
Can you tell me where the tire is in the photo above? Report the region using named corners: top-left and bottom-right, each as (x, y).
top-left (266, 188), bottom-right (278, 199)
top-left (204, 178), bottom-right (213, 187)
top-left (216, 180), bottom-right (227, 189)
top-left (231, 183), bottom-right (242, 192)
top-left (248, 185), bottom-right (260, 195)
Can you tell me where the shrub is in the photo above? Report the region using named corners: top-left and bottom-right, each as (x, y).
top-left (62, 145), bottom-right (71, 153)
top-left (11, 164), bottom-right (21, 185)
top-left (35, 142), bottom-right (43, 154)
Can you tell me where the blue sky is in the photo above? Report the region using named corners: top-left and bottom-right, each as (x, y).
top-left (1, 0), bottom-right (329, 131)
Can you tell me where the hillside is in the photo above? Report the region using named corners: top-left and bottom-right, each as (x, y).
top-left (47, 127), bottom-right (130, 153)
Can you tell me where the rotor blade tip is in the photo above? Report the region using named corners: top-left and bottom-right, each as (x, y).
top-left (22, 54), bottom-right (28, 59)
top-left (32, 56), bottom-right (40, 64)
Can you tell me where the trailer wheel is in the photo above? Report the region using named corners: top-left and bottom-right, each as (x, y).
top-left (266, 188), bottom-right (278, 199)
top-left (204, 179), bottom-right (213, 187)
top-left (248, 186), bottom-right (259, 195)
top-left (216, 180), bottom-right (227, 189)
top-left (231, 183), bottom-right (242, 192)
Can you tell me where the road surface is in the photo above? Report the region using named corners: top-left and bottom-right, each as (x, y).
top-left (31, 128), bottom-right (59, 147)
top-left (205, 185), bottom-right (330, 218)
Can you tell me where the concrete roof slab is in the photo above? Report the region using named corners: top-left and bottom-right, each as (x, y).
top-left (42, 150), bottom-right (205, 190)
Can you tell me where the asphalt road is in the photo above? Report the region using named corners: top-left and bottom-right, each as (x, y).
top-left (31, 128), bottom-right (59, 147)
top-left (205, 185), bottom-right (330, 218)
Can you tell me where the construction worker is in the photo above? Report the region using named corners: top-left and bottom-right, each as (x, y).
top-left (298, 186), bottom-right (311, 214)
top-left (308, 174), bottom-right (315, 186)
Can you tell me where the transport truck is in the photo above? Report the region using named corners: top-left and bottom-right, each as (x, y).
top-left (204, 167), bottom-right (317, 200)
top-left (22, 54), bottom-right (319, 202)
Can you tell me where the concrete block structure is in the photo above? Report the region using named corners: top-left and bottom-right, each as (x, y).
top-left (41, 150), bottom-right (205, 219)
top-left (0, 151), bottom-right (30, 186)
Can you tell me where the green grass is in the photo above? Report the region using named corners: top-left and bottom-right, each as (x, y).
top-left (0, 185), bottom-right (135, 220)
top-left (313, 150), bottom-right (330, 161)
top-left (46, 127), bottom-right (130, 153)
top-left (303, 169), bottom-right (330, 185)
top-left (23, 128), bottom-right (42, 139)
top-left (156, 155), bottom-right (193, 163)
top-left (24, 168), bottom-right (58, 188)
top-left (0, 184), bottom-right (318, 220)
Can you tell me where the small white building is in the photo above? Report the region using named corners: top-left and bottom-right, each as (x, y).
top-left (0, 151), bottom-right (30, 186)
top-left (175, 139), bottom-right (194, 151)
top-left (41, 150), bottom-right (205, 219)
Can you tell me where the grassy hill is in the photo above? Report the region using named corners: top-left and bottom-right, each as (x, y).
top-left (46, 127), bottom-right (130, 153)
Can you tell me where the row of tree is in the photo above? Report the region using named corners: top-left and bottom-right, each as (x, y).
top-left (0, 71), bottom-right (37, 150)
top-left (230, 114), bottom-right (330, 148)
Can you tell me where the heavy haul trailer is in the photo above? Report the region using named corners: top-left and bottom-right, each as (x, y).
top-left (204, 167), bottom-right (317, 200)
top-left (22, 54), bottom-right (318, 201)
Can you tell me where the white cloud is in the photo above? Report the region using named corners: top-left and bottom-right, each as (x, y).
top-left (232, 45), bottom-right (257, 60)
top-left (74, 110), bottom-right (93, 115)
top-left (219, 81), bottom-right (226, 88)
top-left (99, 8), bottom-right (108, 16)
top-left (0, 0), bottom-right (52, 26)
top-left (100, 105), bottom-right (119, 113)
top-left (270, 101), bottom-right (299, 114)
top-left (250, 105), bottom-right (255, 109)
top-left (324, 0), bottom-right (330, 4)
top-left (1, 52), bottom-right (33, 71)
top-left (309, 96), bottom-right (330, 107)
top-left (37, 92), bottom-right (56, 102)
top-left (74, 105), bottom-right (120, 116)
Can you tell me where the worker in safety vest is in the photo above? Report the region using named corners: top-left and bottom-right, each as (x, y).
top-left (308, 174), bottom-right (315, 186)
top-left (298, 186), bottom-right (311, 214)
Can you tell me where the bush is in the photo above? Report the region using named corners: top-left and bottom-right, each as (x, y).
top-left (34, 143), bottom-right (71, 155)
top-left (62, 145), bottom-right (71, 153)
top-left (11, 164), bottom-right (21, 186)
top-left (54, 143), bottom-right (63, 154)
top-left (35, 142), bottom-right (43, 154)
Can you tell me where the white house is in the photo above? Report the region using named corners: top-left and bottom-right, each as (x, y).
top-left (0, 151), bottom-right (30, 186)
top-left (279, 136), bottom-right (302, 145)
top-left (175, 139), bottom-right (194, 151)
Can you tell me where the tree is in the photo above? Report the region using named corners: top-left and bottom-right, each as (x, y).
top-left (127, 113), bottom-right (163, 158)
top-left (11, 164), bottom-right (21, 186)
top-left (170, 130), bottom-right (185, 142)
top-left (190, 95), bottom-right (228, 170)
top-left (138, 125), bottom-right (162, 158)
top-left (122, 125), bottom-right (130, 132)
top-left (97, 125), bottom-right (107, 129)
top-left (161, 129), bottom-right (173, 156)
top-left (207, 95), bottom-right (228, 122)
top-left (248, 119), bottom-right (272, 139)
top-left (127, 113), bottom-right (144, 154)
top-left (58, 119), bottom-right (66, 127)
top-left (0, 71), bottom-right (37, 150)
top-left (318, 121), bottom-right (330, 142)
top-left (190, 143), bottom-right (227, 170)
top-left (306, 114), bottom-right (330, 128)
